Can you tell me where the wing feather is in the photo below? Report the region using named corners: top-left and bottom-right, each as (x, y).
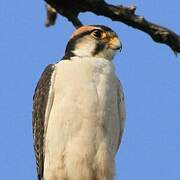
top-left (32, 64), bottom-right (55, 180)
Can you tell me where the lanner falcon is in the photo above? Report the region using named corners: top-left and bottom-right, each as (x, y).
top-left (33, 25), bottom-right (125, 180)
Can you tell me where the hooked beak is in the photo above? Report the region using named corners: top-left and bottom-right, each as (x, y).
top-left (108, 37), bottom-right (122, 52)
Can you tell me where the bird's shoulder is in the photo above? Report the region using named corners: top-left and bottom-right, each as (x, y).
top-left (33, 63), bottom-right (56, 127)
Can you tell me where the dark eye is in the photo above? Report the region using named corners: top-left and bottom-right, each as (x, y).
top-left (91, 30), bottom-right (103, 38)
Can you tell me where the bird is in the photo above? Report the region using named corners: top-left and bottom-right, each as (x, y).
top-left (32, 25), bottom-right (125, 180)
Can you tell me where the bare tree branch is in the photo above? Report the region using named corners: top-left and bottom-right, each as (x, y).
top-left (44, 0), bottom-right (180, 54)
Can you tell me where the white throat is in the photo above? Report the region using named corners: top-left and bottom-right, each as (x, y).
top-left (72, 45), bottom-right (117, 61)
top-left (72, 41), bottom-right (96, 58)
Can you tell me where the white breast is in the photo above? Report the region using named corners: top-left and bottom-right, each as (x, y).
top-left (44, 57), bottom-right (120, 179)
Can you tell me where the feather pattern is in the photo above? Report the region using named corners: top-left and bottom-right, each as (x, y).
top-left (32, 64), bottom-right (55, 180)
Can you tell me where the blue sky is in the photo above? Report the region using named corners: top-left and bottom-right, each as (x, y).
top-left (0, 0), bottom-right (180, 179)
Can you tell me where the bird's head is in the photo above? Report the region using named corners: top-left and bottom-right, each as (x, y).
top-left (63, 25), bottom-right (122, 61)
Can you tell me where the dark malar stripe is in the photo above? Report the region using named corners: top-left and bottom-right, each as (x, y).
top-left (62, 29), bottom-right (102, 59)
top-left (92, 42), bottom-right (106, 56)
